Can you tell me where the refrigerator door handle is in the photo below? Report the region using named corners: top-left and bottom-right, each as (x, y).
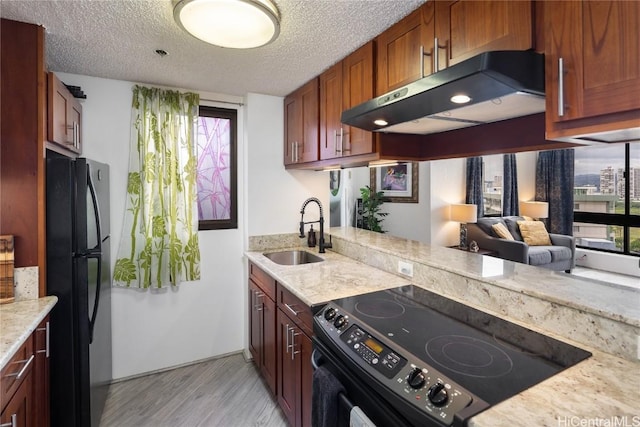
top-left (87, 252), bottom-right (102, 344)
top-left (86, 165), bottom-right (103, 252)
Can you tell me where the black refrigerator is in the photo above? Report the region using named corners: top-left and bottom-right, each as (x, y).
top-left (46, 153), bottom-right (112, 427)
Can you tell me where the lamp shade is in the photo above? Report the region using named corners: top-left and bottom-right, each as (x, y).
top-left (520, 201), bottom-right (549, 219)
top-left (450, 204), bottom-right (477, 223)
top-left (174, 0), bottom-right (280, 49)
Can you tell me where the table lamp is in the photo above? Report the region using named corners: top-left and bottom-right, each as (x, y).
top-left (450, 204), bottom-right (478, 249)
top-left (519, 201), bottom-right (549, 220)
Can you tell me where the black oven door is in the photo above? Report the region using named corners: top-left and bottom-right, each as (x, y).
top-left (312, 337), bottom-right (414, 427)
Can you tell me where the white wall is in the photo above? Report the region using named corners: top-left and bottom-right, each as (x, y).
top-left (245, 93), bottom-right (328, 236)
top-left (58, 74), bottom-right (332, 379)
top-left (59, 73), bottom-right (246, 379)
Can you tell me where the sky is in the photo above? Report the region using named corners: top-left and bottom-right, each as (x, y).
top-left (573, 143), bottom-right (639, 176)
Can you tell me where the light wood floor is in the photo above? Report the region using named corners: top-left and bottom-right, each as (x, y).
top-left (100, 353), bottom-right (288, 427)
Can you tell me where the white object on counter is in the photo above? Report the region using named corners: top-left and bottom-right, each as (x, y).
top-left (350, 406), bottom-right (376, 427)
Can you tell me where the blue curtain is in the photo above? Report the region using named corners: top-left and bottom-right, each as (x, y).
top-left (535, 149), bottom-right (575, 235)
top-left (502, 154), bottom-right (519, 216)
top-left (465, 157), bottom-right (484, 218)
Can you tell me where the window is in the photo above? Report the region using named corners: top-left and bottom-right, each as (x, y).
top-left (482, 155), bottom-right (503, 216)
top-left (196, 106), bottom-right (237, 230)
top-left (573, 143), bottom-right (640, 255)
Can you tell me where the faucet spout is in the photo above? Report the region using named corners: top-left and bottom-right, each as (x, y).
top-left (299, 197), bottom-right (332, 253)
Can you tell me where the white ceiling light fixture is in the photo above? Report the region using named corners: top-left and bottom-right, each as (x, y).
top-left (173, 0), bottom-right (280, 49)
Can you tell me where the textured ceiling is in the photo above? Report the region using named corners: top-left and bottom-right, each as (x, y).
top-left (0, 0), bottom-right (426, 97)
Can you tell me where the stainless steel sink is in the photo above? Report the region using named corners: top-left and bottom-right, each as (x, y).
top-left (263, 250), bottom-right (324, 265)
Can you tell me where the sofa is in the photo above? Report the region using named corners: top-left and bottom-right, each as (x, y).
top-left (467, 216), bottom-right (575, 272)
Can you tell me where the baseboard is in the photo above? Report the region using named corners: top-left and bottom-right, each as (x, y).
top-left (109, 349), bottom-right (246, 385)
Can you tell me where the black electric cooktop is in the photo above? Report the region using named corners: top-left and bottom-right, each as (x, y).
top-left (323, 285), bottom-right (591, 406)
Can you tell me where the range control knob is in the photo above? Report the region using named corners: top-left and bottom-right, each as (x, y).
top-left (324, 307), bottom-right (337, 321)
top-left (333, 315), bottom-right (348, 329)
top-left (427, 383), bottom-right (449, 407)
top-left (406, 368), bottom-right (426, 389)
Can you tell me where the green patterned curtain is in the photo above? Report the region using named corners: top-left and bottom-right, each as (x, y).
top-left (114, 86), bottom-right (201, 289)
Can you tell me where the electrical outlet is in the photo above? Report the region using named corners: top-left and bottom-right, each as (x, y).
top-left (398, 261), bottom-right (413, 278)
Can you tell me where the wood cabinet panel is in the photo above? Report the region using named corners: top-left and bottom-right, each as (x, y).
top-left (320, 41), bottom-right (376, 161)
top-left (34, 318), bottom-right (50, 427)
top-left (284, 79), bottom-right (319, 165)
top-left (435, 1), bottom-right (533, 67)
top-left (544, 1), bottom-right (640, 140)
top-left (342, 42), bottom-right (375, 157)
top-left (47, 72), bottom-right (82, 154)
top-left (376, 4), bottom-right (434, 95)
top-left (276, 308), bottom-right (312, 427)
top-left (277, 284), bottom-right (313, 337)
top-left (319, 63), bottom-right (343, 160)
top-left (276, 309), bottom-right (297, 426)
top-left (248, 272), bottom-right (277, 395)
top-left (0, 19), bottom-right (46, 280)
top-left (0, 368), bottom-right (33, 427)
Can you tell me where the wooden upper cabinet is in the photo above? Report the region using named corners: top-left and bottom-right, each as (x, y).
top-left (544, 1), bottom-right (640, 140)
top-left (320, 41), bottom-right (375, 160)
top-left (435, 1), bottom-right (533, 68)
top-left (376, 1), bottom-right (533, 96)
top-left (47, 72), bottom-right (82, 154)
top-left (284, 78), bottom-right (319, 165)
top-left (342, 41), bottom-right (375, 157)
top-left (376, 3), bottom-right (434, 95)
top-left (319, 62), bottom-right (343, 160)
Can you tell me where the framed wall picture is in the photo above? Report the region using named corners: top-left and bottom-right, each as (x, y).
top-left (369, 162), bottom-right (419, 203)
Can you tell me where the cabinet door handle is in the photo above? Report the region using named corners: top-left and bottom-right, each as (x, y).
top-left (296, 141), bottom-right (300, 162)
top-left (339, 128), bottom-right (349, 153)
top-left (285, 323), bottom-right (290, 354)
top-left (253, 291), bottom-right (263, 311)
top-left (558, 58), bottom-right (565, 117)
top-left (284, 303), bottom-right (300, 317)
top-left (5, 354), bottom-right (35, 381)
top-left (420, 45), bottom-right (433, 78)
top-left (0, 414), bottom-right (17, 427)
top-left (334, 130), bottom-right (341, 155)
top-left (290, 142), bottom-right (295, 163)
top-left (290, 328), bottom-right (301, 360)
top-left (36, 321), bottom-right (50, 358)
top-left (434, 38), bottom-right (440, 72)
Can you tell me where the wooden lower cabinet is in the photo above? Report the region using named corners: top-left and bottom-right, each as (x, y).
top-left (0, 316), bottom-right (49, 427)
top-left (0, 369), bottom-right (33, 427)
top-left (277, 309), bottom-right (313, 427)
top-left (248, 262), bottom-right (315, 427)
top-left (248, 265), bottom-right (277, 395)
top-left (34, 317), bottom-right (50, 427)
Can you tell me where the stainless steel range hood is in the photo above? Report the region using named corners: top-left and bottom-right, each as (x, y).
top-left (341, 50), bottom-right (546, 135)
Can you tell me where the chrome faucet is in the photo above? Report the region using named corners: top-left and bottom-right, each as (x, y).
top-left (299, 197), bottom-right (332, 253)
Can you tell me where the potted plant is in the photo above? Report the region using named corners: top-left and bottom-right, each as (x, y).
top-left (360, 185), bottom-right (388, 233)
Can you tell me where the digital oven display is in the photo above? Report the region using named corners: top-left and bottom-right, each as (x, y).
top-left (364, 337), bottom-right (383, 354)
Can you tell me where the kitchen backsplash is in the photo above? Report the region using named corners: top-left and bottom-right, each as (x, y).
top-left (14, 266), bottom-right (38, 300)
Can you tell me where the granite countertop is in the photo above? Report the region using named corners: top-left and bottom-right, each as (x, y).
top-left (246, 228), bottom-right (640, 426)
top-left (246, 248), bottom-right (411, 307)
top-left (0, 296), bottom-right (57, 370)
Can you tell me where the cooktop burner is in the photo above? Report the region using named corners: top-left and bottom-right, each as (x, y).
top-left (355, 298), bottom-right (405, 319)
top-left (314, 285), bottom-right (591, 410)
top-left (425, 335), bottom-right (513, 378)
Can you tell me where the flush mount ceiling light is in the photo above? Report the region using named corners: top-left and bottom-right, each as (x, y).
top-left (173, 0), bottom-right (280, 49)
top-left (450, 94), bottom-right (471, 104)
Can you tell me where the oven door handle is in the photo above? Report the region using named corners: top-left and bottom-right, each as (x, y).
top-left (311, 349), bottom-right (323, 370)
top-left (311, 349), bottom-right (357, 415)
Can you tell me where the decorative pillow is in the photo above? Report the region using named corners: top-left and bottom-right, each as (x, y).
top-left (503, 216), bottom-right (525, 241)
top-left (517, 221), bottom-right (552, 246)
top-left (491, 223), bottom-right (515, 240)
top-left (476, 217), bottom-right (507, 237)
